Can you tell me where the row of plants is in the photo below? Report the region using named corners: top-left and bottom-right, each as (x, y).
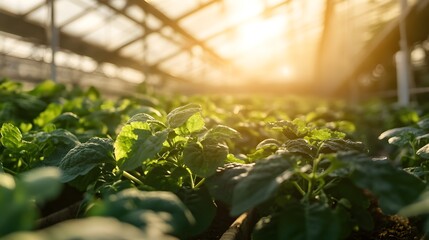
top-left (1, 78), bottom-right (429, 239)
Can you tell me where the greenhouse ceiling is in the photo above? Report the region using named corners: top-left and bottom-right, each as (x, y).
top-left (0, 0), bottom-right (426, 93)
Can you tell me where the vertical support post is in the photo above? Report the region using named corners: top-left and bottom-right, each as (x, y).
top-left (48, 0), bottom-right (57, 82)
top-left (396, 51), bottom-right (409, 105)
top-left (397, 0), bottom-right (413, 106)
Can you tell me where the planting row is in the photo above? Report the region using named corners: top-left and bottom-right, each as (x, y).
top-left (1, 79), bottom-right (429, 239)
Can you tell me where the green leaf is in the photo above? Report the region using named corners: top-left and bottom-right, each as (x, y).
top-left (320, 139), bottom-right (366, 154)
top-left (417, 144), bottom-right (429, 159)
top-left (378, 127), bottom-right (424, 146)
top-left (127, 113), bottom-right (156, 124)
top-left (253, 203), bottom-right (344, 240)
top-left (0, 173), bottom-right (36, 236)
top-left (89, 189), bottom-right (194, 238)
top-left (399, 191), bottom-right (429, 217)
top-left (59, 137), bottom-right (115, 183)
top-left (176, 186), bottom-right (216, 236)
top-left (29, 80), bottom-right (65, 98)
top-left (52, 112), bottom-right (79, 127)
top-left (34, 103), bottom-right (63, 127)
top-left (0, 123), bottom-right (22, 151)
top-left (341, 154), bottom-right (425, 214)
top-left (20, 167), bottom-right (62, 203)
top-left (167, 103), bottom-right (201, 128)
top-left (2, 217), bottom-right (177, 240)
top-left (231, 154), bottom-right (293, 216)
top-left (256, 138), bottom-right (282, 150)
top-left (183, 141), bottom-right (228, 178)
top-left (283, 139), bottom-right (316, 158)
top-left (204, 125), bottom-right (241, 142)
top-left (34, 129), bottom-right (80, 167)
top-left (418, 118), bottom-right (429, 130)
top-left (308, 128), bottom-right (332, 141)
top-left (206, 163), bottom-right (253, 205)
top-left (325, 179), bottom-right (373, 231)
top-left (115, 121), bottom-right (168, 171)
top-left (176, 113), bottom-right (205, 135)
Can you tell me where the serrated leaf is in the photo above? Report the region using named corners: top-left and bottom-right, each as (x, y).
top-left (89, 189), bottom-right (194, 238)
top-left (183, 141), bottom-right (228, 178)
top-left (176, 113), bottom-right (205, 135)
top-left (59, 137), bottom-right (115, 183)
top-left (167, 103), bottom-right (202, 128)
top-left (34, 129), bottom-right (80, 167)
top-left (256, 138), bottom-right (282, 150)
top-left (378, 127), bottom-right (423, 140)
top-left (417, 144), bottom-right (429, 159)
top-left (309, 128), bottom-right (332, 141)
top-left (127, 113), bottom-right (155, 124)
top-left (204, 125), bottom-right (241, 142)
top-left (206, 163), bottom-right (253, 205)
top-left (115, 122), bottom-right (168, 171)
top-left (283, 139), bottom-right (316, 158)
top-left (320, 139), bottom-right (366, 153)
top-left (418, 118), bottom-right (429, 129)
top-left (115, 121), bottom-right (168, 170)
top-left (231, 154), bottom-right (293, 216)
top-left (20, 167), bottom-right (62, 202)
top-left (0, 123), bottom-right (22, 151)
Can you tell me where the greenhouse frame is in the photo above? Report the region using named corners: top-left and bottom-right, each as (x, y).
top-left (2, 1), bottom-right (429, 240)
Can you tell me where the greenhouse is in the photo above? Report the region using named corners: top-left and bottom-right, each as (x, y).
top-left (1, 0), bottom-right (429, 239)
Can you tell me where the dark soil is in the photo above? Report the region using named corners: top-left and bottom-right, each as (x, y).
top-left (348, 196), bottom-right (425, 240)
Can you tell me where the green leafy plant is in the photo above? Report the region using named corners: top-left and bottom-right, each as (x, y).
top-left (207, 120), bottom-right (425, 240)
top-left (0, 167), bottom-right (62, 236)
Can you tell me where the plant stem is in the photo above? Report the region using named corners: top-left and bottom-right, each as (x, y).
top-left (194, 178), bottom-right (206, 188)
top-left (123, 171), bottom-right (144, 185)
top-left (185, 167), bottom-right (195, 188)
top-left (292, 181), bottom-right (306, 196)
top-left (306, 154), bottom-right (322, 200)
top-left (3, 167), bottom-right (17, 175)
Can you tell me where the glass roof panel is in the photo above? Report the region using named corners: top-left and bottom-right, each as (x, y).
top-left (146, 34), bottom-right (181, 64)
top-left (55, 1), bottom-right (88, 26)
top-left (146, 14), bottom-right (163, 29)
top-left (159, 52), bottom-right (192, 75)
top-left (119, 41), bottom-right (145, 61)
top-left (25, 4), bottom-right (48, 24)
top-left (179, 3), bottom-right (228, 39)
top-left (0, 0), bottom-right (418, 88)
top-left (82, 18), bottom-right (143, 51)
top-left (61, 6), bottom-right (113, 36)
top-left (0, 0), bottom-right (44, 15)
top-left (125, 5), bottom-right (145, 22)
top-left (150, 0), bottom-right (200, 19)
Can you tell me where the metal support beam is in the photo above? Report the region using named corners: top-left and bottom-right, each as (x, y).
top-left (151, 0), bottom-right (291, 67)
top-left (334, 0), bottom-right (429, 96)
top-left (129, 0), bottom-right (227, 65)
top-left (314, 0), bottom-right (334, 83)
top-left (48, 0), bottom-right (58, 82)
top-left (174, 0), bottom-right (220, 22)
top-left (0, 10), bottom-right (188, 83)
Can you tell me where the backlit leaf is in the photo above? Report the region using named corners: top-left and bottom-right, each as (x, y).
top-left (167, 103), bottom-right (201, 128)
top-left (183, 141), bottom-right (228, 178)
